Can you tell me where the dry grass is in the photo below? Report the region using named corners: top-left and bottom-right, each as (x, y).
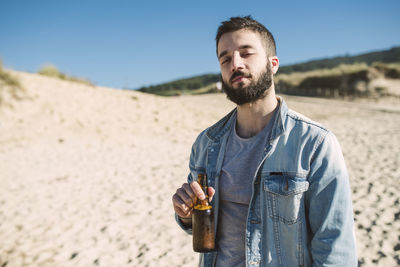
top-left (38, 64), bottom-right (93, 86)
top-left (0, 60), bottom-right (23, 88)
top-left (0, 61), bottom-right (25, 107)
top-left (276, 63), bottom-right (372, 87)
top-left (275, 62), bottom-right (400, 98)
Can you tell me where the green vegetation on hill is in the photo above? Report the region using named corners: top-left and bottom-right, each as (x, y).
top-left (38, 64), bottom-right (93, 86)
top-left (0, 60), bottom-right (22, 89)
top-left (137, 74), bottom-right (220, 96)
top-left (0, 60), bottom-right (25, 107)
top-left (279, 46), bottom-right (400, 74)
top-left (137, 46), bottom-right (400, 97)
top-left (276, 63), bottom-right (400, 98)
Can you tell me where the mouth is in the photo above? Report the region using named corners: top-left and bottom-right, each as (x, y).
top-left (232, 76), bottom-right (244, 83)
top-left (231, 75), bottom-right (249, 84)
top-left (230, 71), bottom-right (251, 84)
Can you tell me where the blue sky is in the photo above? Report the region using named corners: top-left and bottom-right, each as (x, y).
top-left (1, 0), bottom-right (399, 89)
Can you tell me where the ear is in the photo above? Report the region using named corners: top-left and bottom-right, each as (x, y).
top-left (269, 56), bottom-right (279, 75)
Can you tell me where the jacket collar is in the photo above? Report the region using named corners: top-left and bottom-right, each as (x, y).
top-left (206, 96), bottom-right (287, 142)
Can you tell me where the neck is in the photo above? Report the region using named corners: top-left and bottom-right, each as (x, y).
top-left (236, 87), bottom-right (278, 138)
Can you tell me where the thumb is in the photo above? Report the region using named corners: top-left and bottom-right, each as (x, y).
top-left (208, 187), bottom-right (215, 202)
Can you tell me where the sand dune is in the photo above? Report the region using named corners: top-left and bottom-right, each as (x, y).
top-left (0, 70), bottom-right (399, 266)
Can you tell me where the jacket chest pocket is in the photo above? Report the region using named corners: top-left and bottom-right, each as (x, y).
top-left (263, 173), bottom-right (309, 225)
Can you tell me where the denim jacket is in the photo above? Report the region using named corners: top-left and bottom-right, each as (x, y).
top-left (176, 97), bottom-right (357, 266)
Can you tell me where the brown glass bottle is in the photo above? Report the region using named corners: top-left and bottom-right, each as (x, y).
top-left (192, 173), bottom-right (215, 252)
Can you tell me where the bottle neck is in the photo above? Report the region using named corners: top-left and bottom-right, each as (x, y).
top-left (195, 173), bottom-right (211, 209)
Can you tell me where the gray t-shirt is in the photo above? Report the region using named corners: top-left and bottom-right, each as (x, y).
top-left (216, 111), bottom-right (276, 266)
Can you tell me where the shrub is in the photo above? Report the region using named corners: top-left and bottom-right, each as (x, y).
top-left (372, 62), bottom-right (400, 79)
top-left (275, 63), bottom-right (391, 98)
top-left (38, 64), bottom-right (61, 77)
top-left (0, 60), bottom-right (23, 88)
top-left (0, 60), bottom-right (25, 107)
top-left (38, 64), bottom-right (93, 86)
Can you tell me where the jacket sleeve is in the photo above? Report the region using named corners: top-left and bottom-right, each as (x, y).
top-left (174, 171), bottom-right (195, 235)
top-left (306, 131), bottom-right (357, 266)
top-left (174, 132), bottom-right (203, 234)
top-left (175, 199), bottom-right (193, 235)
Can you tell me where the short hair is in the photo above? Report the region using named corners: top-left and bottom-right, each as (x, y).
top-left (215, 15), bottom-right (276, 57)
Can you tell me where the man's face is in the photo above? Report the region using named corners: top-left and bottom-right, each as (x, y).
top-left (217, 30), bottom-right (273, 105)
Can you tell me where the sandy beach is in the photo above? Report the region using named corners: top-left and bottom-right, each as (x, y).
top-left (0, 70), bottom-right (399, 266)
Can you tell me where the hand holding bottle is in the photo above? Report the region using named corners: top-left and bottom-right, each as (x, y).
top-left (172, 181), bottom-right (215, 219)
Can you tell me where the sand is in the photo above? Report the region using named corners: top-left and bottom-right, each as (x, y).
top-left (0, 70), bottom-right (399, 266)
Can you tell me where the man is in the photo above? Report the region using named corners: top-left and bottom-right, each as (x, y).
top-left (172, 16), bottom-right (357, 266)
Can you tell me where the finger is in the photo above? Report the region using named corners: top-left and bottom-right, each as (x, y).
top-left (172, 194), bottom-right (192, 218)
top-left (190, 181), bottom-right (205, 200)
top-left (208, 186), bottom-right (215, 202)
top-left (176, 187), bottom-right (195, 208)
top-left (182, 183), bottom-right (196, 204)
top-left (176, 206), bottom-right (192, 218)
top-left (176, 205), bottom-right (191, 218)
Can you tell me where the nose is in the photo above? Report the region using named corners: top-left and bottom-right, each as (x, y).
top-left (231, 51), bottom-right (244, 73)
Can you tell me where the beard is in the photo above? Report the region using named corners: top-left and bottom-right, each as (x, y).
top-left (221, 62), bottom-right (273, 105)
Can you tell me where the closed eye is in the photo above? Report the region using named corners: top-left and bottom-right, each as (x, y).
top-left (220, 57), bottom-right (231, 65)
top-left (241, 52), bottom-right (254, 58)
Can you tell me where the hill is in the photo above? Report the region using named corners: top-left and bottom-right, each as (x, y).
top-left (0, 69), bottom-right (399, 266)
top-left (279, 46), bottom-right (400, 74)
top-left (137, 74), bottom-right (220, 96)
top-left (276, 62), bottom-right (400, 98)
top-left (137, 46), bottom-right (400, 97)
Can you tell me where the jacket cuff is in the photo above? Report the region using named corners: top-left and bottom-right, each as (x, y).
top-left (175, 213), bottom-right (193, 235)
